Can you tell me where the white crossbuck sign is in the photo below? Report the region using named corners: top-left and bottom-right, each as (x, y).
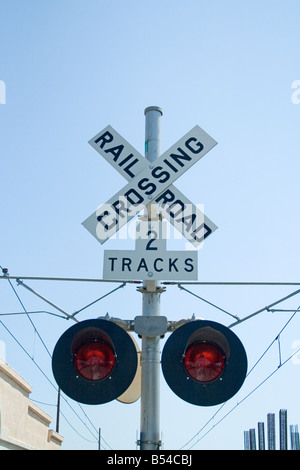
top-left (82, 125), bottom-right (218, 248)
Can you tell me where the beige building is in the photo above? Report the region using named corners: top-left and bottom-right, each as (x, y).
top-left (0, 358), bottom-right (63, 450)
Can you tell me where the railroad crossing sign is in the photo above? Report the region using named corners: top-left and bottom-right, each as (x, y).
top-left (82, 125), bottom-right (218, 247)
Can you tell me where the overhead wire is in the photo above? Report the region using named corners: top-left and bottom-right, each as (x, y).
top-left (1, 270), bottom-right (123, 448)
top-left (0, 310), bottom-right (68, 320)
top-left (184, 344), bottom-right (300, 450)
top-left (177, 283), bottom-right (240, 321)
top-left (2, 268), bottom-right (300, 449)
top-left (0, 267), bottom-right (113, 449)
top-left (179, 304), bottom-right (300, 450)
top-left (4, 274), bottom-right (52, 357)
top-left (176, 282), bottom-right (300, 327)
top-left (70, 282), bottom-right (126, 319)
top-left (175, 281), bottom-right (300, 327)
top-left (0, 314), bottom-right (102, 446)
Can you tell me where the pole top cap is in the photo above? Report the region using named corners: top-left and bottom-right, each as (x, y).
top-left (144, 106), bottom-right (163, 116)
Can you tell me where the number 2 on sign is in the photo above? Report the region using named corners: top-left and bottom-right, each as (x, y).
top-left (146, 229), bottom-right (158, 250)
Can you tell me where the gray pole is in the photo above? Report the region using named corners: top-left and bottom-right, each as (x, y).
top-left (139, 106), bottom-right (163, 451)
top-left (279, 409), bottom-right (288, 450)
top-left (249, 428), bottom-right (256, 450)
top-left (267, 413), bottom-right (276, 450)
top-left (290, 425), bottom-right (300, 450)
top-left (244, 430), bottom-right (250, 450)
top-left (56, 387), bottom-right (61, 433)
top-left (258, 422), bottom-right (265, 450)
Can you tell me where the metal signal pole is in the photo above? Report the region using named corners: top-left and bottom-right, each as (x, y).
top-left (139, 106), bottom-right (163, 450)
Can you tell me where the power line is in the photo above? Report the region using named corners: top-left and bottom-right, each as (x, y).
top-left (3, 266), bottom-right (300, 450)
top-left (177, 283), bottom-right (240, 321)
top-left (164, 281), bottom-right (300, 286)
top-left (180, 305), bottom-right (300, 450)
top-left (229, 288), bottom-right (300, 327)
top-left (175, 278), bottom-right (300, 328)
top-left (2, 275), bottom-right (300, 286)
top-left (185, 345), bottom-right (300, 450)
top-left (70, 282), bottom-right (126, 319)
top-left (0, 310), bottom-right (68, 320)
top-left (0, 274), bottom-right (141, 284)
top-left (0, 318), bottom-right (109, 447)
top-left (5, 275), bottom-right (52, 357)
top-left (0, 268), bottom-right (113, 449)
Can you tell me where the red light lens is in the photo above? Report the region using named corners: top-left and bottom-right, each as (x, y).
top-left (184, 342), bottom-right (225, 383)
top-left (74, 341), bottom-right (115, 381)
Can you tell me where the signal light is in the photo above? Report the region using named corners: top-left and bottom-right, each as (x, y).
top-left (52, 319), bottom-right (138, 405)
top-left (74, 340), bottom-right (115, 381)
top-left (161, 320), bottom-right (247, 406)
top-left (184, 342), bottom-right (225, 382)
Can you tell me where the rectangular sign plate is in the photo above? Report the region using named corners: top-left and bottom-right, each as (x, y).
top-left (103, 220), bottom-right (198, 281)
top-left (103, 249), bottom-right (198, 281)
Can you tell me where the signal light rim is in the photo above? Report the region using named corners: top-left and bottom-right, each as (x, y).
top-left (52, 318), bottom-right (138, 405)
top-left (161, 319), bottom-right (248, 406)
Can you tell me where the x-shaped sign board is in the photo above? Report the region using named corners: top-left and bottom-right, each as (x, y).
top-left (82, 125), bottom-right (218, 247)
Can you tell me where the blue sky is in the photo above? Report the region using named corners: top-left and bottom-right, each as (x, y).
top-left (1, 0), bottom-right (300, 450)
